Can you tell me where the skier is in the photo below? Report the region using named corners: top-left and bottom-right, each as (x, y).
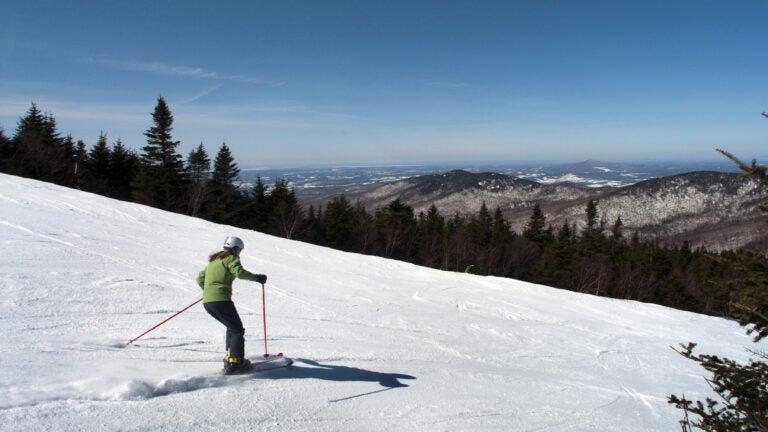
top-left (197, 236), bottom-right (268, 374)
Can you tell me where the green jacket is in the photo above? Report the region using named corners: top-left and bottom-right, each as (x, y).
top-left (196, 254), bottom-right (261, 303)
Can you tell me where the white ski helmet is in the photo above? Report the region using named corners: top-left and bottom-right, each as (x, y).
top-left (223, 236), bottom-right (244, 251)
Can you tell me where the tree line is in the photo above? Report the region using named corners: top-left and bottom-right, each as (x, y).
top-left (1, 98), bottom-right (764, 320)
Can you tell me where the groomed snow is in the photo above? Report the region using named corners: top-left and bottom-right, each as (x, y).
top-left (0, 173), bottom-right (761, 431)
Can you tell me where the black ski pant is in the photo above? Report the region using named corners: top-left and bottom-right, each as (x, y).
top-left (204, 300), bottom-right (245, 360)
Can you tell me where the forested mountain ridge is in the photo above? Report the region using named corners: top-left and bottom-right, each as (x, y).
top-left (324, 170), bottom-right (766, 252)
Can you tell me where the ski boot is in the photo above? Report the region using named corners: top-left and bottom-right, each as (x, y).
top-left (223, 357), bottom-right (252, 375)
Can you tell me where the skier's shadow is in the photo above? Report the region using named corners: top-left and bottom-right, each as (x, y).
top-left (265, 358), bottom-right (416, 402)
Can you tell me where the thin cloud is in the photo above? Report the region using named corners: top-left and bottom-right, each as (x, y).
top-left (178, 84), bottom-right (223, 105)
top-left (0, 97), bottom-right (146, 123)
top-left (86, 58), bottom-right (285, 86)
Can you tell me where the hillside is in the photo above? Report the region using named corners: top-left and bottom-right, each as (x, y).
top-left (0, 173), bottom-right (763, 431)
top-left (332, 170), bottom-right (766, 251)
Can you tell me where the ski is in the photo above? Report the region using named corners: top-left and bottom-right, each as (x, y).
top-left (222, 352), bottom-right (293, 375)
top-left (250, 352), bottom-right (293, 372)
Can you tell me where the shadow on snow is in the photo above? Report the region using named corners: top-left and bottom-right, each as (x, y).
top-left (258, 358), bottom-right (416, 402)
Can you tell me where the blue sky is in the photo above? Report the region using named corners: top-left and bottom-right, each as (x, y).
top-left (1, 1), bottom-right (766, 168)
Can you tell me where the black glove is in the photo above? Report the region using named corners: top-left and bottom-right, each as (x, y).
top-left (256, 274), bottom-right (267, 284)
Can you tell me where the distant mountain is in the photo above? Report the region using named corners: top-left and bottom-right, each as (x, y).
top-left (512, 159), bottom-right (741, 188)
top-left (589, 171), bottom-right (767, 251)
top-left (337, 169), bottom-right (590, 213)
top-left (240, 159), bottom-right (742, 192)
top-left (313, 170), bottom-right (766, 252)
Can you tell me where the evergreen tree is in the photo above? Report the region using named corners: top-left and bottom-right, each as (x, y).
top-left (0, 126), bottom-right (15, 172)
top-left (210, 142), bottom-right (239, 185)
top-left (488, 207), bottom-right (515, 276)
top-left (247, 177), bottom-right (270, 231)
top-left (445, 212), bottom-right (473, 273)
top-left (301, 204), bottom-right (323, 244)
top-left (132, 97), bottom-right (186, 211)
top-left (59, 135), bottom-right (78, 187)
top-left (464, 202), bottom-right (496, 274)
top-left (467, 202), bottom-right (493, 248)
top-left (185, 143), bottom-right (211, 217)
top-left (207, 142), bottom-right (242, 224)
top-left (375, 198), bottom-right (416, 259)
top-left (109, 139), bottom-right (137, 201)
top-left (523, 203), bottom-right (549, 245)
top-left (267, 179), bottom-right (304, 239)
top-left (532, 220), bottom-right (571, 287)
top-left (670, 146), bottom-right (768, 431)
top-left (73, 139), bottom-right (88, 189)
top-left (322, 195), bottom-right (363, 252)
top-left (141, 97), bottom-right (183, 172)
top-left (11, 103), bottom-right (68, 182)
top-left (81, 132), bottom-right (112, 194)
top-left (417, 205), bottom-right (446, 268)
top-left (583, 200), bottom-right (602, 239)
top-left (353, 200), bottom-right (376, 253)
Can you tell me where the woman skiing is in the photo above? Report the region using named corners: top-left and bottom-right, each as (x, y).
top-left (197, 236), bottom-right (267, 374)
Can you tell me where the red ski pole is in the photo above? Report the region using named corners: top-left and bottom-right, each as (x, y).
top-left (261, 283), bottom-right (269, 357)
top-left (126, 298), bottom-right (203, 346)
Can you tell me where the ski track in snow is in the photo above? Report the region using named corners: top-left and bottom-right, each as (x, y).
top-left (0, 173), bottom-right (764, 432)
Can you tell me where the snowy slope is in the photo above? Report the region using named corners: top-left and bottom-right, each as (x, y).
top-left (0, 173), bottom-right (761, 432)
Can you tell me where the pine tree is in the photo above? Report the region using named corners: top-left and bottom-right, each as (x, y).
top-left (488, 207), bottom-right (514, 276)
top-left (670, 145), bottom-right (768, 431)
top-left (185, 143), bottom-right (211, 217)
top-left (207, 142), bottom-right (242, 224)
top-left (417, 205), bottom-right (446, 268)
top-left (301, 204), bottom-right (324, 244)
top-left (267, 179), bottom-right (304, 239)
top-left (247, 177), bottom-right (270, 231)
top-left (463, 202), bottom-right (495, 274)
top-left (11, 103), bottom-right (68, 182)
top-left (445, 212), bottom-right (472, 273)
top-left (375, 198), bottom-right (416, 259)
top-left (59, 135), bottom-right (78, 187)
top-left (467, 202), bottom-right (493, 248)
top-left (210, 142), bottom-right (239, 185)
top-left (141, 97), bottom-right (183, 173)
top-left (132, 97), bottom-right (186, 211)
top-left (669, 342), bottom-right (768, 432)
top-left (322, 195), bottom-right (360, 252)
top-left (45, 113), bottom-right (73, 184)
top-left (73, 139), bottom-right (88, 189)
top-left (81, 132), bottom-right (112, 194)
top-left (352, 200), bottom-right (376, 253)
top-left (0, 126), bottom-right (15, 172)
top-left (583, 200), bottom-right (601, 238)
top-left (533, 217), bottom-right (580, 289)
top-left (523, 203), bottom-right (548, 245)
top-left (109, 139), bottom-right (137, 201)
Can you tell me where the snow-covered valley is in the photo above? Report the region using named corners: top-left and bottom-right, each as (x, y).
top-left (0, 173), bottom-right (762, 431)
